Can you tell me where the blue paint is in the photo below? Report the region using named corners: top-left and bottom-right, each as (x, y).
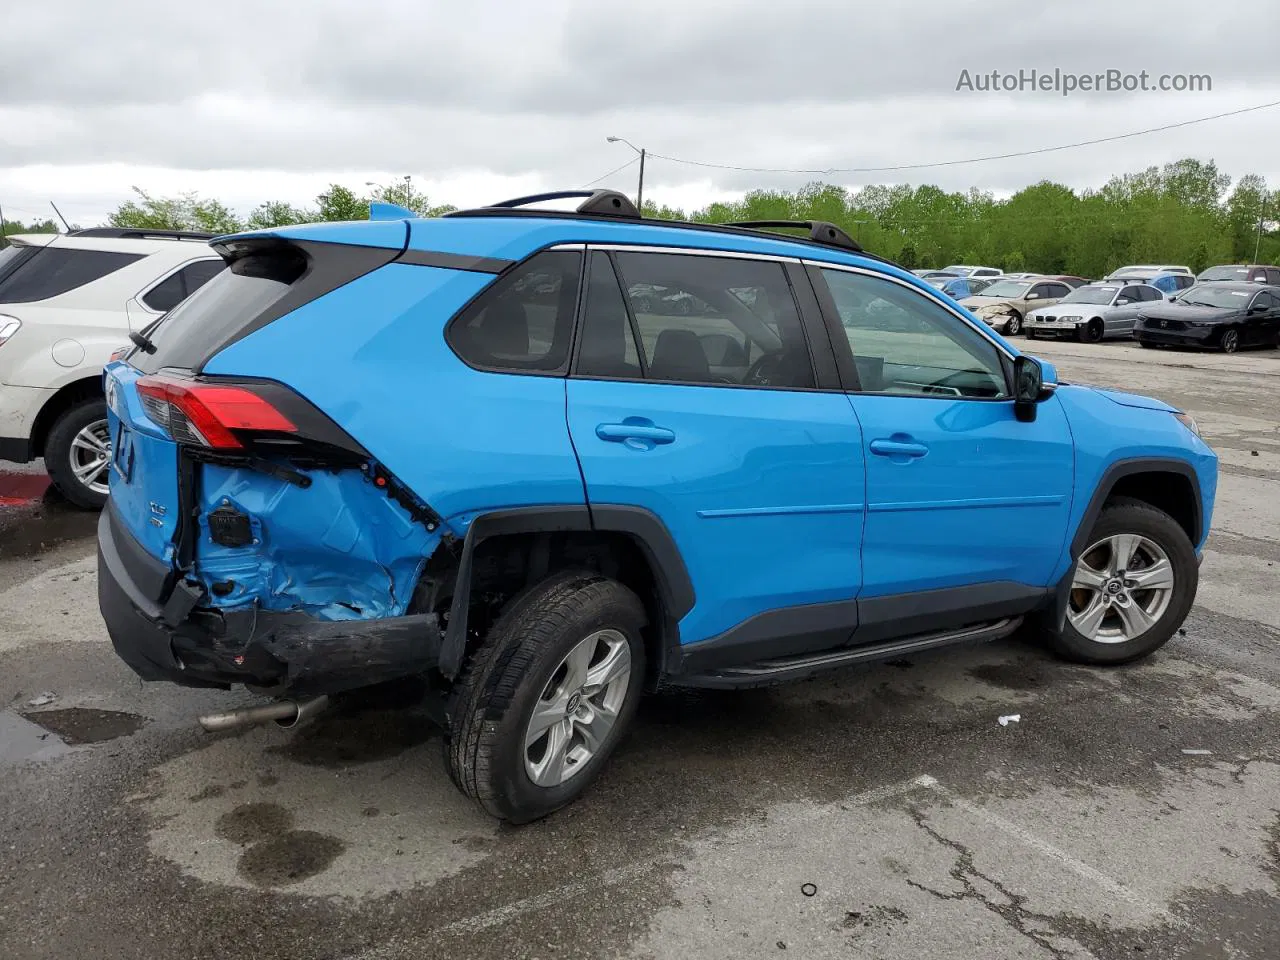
top-left (851, 392), bottom-right (1076, 597)
top-left (107, 211), bottom-right (1218, 662)
top-left (566, 379), bottom-right (865, 645)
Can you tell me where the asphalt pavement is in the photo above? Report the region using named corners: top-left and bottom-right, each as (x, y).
top-left (1, 338), bottom-right (1278, 959)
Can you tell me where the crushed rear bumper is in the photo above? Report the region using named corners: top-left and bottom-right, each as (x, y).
top-left (97, 503), bottom-right (442, 695)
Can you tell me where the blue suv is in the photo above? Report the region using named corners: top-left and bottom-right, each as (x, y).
top-left (98, 191), bottom-right (1217, 822)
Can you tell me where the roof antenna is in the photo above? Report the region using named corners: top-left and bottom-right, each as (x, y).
top-left (50, 201), bottom-right (71, 232)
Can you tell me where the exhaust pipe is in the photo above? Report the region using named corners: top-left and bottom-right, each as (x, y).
top-left (198, 696), bottom-right (331, 733)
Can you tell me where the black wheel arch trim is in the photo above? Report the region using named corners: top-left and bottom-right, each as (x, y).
top-left (1070, 457), bottom-right (1202, 558)
top-left (1052, 456), bottom-right (1203, 630)
top-left (437, 503), bottom-right (694, 679)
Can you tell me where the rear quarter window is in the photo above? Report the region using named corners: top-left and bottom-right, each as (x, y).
top-left (131, 248), bottom-right (304, 374)
top-left (0, 247), bottom-right (144, 303)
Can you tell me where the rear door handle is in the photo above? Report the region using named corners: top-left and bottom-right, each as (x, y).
top-left (870, 438), bottom-right (929, 458)
top-left (596, 423), bottom-right (676, 444)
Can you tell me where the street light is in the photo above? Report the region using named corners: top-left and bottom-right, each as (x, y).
top-left (606, 136), bottom-right (645, 211)
top-left (366, 177), bottom-right (414, 210)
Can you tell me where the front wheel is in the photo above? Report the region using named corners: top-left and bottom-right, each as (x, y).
top-left (1221, 328), bottom-right (1240, 353)
top-left (1079, 319), bottom-right (1104, 344)
top-left (444, 571), bottom-right (647, 823)
top-left (1049, 498), bottom-right (1197, 665)
top-left (1004, 312), bottom-right (1023, 336)
top-left (1138, 340), bottom-right (1159, 349)
top-left (44, 398), bottom-right (111, 509)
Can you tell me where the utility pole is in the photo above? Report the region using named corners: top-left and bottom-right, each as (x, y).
top-left (607, 137), bottom-right (646, 212)
top-left (1254, 198), bottom-right (1267, 263)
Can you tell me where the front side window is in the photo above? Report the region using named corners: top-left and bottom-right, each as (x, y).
top-left (1137, 285), bottom-right (1162, 302)
top-left (820, 268), bottom-right (1008, 400)
top-left (0, 247), bottom-right (144, 303)
top-left (448, 250), bottom-right (582, 373)
top-left (596, 251), bottom-right (815, 389)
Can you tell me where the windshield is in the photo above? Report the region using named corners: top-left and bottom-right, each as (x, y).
top-left (1061, 285), bottom-right (1119, 305)
top-left (1179, 286), bottom-right (1255, 309)
top-left (978, 280), bottom-right (1030, 298)
top-left (1198, 266), bottom-right (1250, 281)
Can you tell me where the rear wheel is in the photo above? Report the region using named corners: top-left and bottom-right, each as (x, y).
top-left (1221, 328), bottom-right (1240, 353)
top-left (1049, 499), bottom-right (1196, 665)
top-left (444, 571), bottom-right (647, 823)
top-left (44, 398), bottom-right (111, 509)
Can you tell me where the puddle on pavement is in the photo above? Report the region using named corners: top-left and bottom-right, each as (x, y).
top-left (216, 802), bottom-right (295, 844)
top-left (0, 491), bottom-right (98, 560)
top-left (237, 830), bottom-right (346, 887)
top-left (267, 693), bottom-right (438, 768)
top-left (20, 707), bottom-right (148, 745)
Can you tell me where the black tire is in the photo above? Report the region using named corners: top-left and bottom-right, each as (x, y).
top-left (1048, 498), bottom-right (1197, 666)
top-left (1221, 327), bottom-right (1240, 353)
top-left (1138, 340), bottom-right (1158, 349)
top-left (444, 571), bottom-right (647, 823)
top-left (44, 398), bottom-right (110, 510)
top-left (1004, 312), bottom-right (1023, 336)
top-left (1079, 318), bottom-right (1104, 344)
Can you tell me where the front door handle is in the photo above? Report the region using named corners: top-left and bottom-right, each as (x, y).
top-left (596, 422), bottom-right (676, 444)
top-left (870, 438), bottom-right (929, 459)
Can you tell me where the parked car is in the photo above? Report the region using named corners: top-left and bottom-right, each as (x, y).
top-left (1196, 264), bottom-right (1280, 285)
top-left (999, 272), bottom-right (1044, 281)
top-left (1025, 282), bottom-right (1163, 342)
top-left (1106, 265), bottom-right (1193, 281)
top-left (98, 190), bottom-right (1218, 823)
top-left (1134, 281), bottom-right (1280, 353)
top-left (943, 264), bottom-right (1003, 278)
top-left (926, 275), bottom-right (995, 299)
top-left (1048, 275), bottom-right (1090, 288)
top-left (911, 269), bottom-right (961, 279)
top-left (1104, 265), bottom-right (1195, 296)
top-left (961, 277), bottom-right (1074, 335)
top-left (0, 228), bottom-right (225, 507)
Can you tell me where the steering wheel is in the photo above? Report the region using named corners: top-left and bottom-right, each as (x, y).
top-left (744, 351), bottom-right (786, 386)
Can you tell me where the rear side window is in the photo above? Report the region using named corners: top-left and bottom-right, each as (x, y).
top-left (132, 248), bottom-right (304, 374)
top-left (448, 251), bottom-right (582, 373)
top-left (0, 247), bottom-right (144, 303)
top-left (600, 251), bottom-right (816, 389)
top-left (142, 259), bottom-right (227, 312)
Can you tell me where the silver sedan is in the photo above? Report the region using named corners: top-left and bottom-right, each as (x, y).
top-left (1024, 282), bottom-right (1165, 343)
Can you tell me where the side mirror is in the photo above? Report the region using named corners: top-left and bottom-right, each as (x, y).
top-left (1115, 297), bottom-right (1130, 305)
top-left (1013, 355), bottom-right (1045, 423)
top-left (1026, 292), bottom-right (1039, 300)
top-left (1249, 304), bottom-right (1267, 314)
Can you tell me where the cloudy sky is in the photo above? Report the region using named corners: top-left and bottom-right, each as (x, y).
top-left (3, 0), bottom-right (1280, 226)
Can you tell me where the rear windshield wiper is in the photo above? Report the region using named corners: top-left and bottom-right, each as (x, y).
top-left (129, 331), bottom-right (157, 354)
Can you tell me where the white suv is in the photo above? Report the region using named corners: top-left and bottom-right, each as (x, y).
top-left (0, 228), bottom-right (225, 507)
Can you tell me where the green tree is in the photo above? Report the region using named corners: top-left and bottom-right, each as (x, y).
top-left (108, 187), bottom-right (243, 234)
top-left (246, 201), bottom-right (314, 230)
top-left (0, 217), bottom-right (58, 247)
top-left (315, 184), bottom-right (368, 222)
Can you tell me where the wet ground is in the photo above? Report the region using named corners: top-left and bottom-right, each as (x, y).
top-left (1, 339), bottom-right (1278, 959)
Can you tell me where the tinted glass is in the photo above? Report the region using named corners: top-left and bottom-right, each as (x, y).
top-left (611, 251), bottom-right (815, 388)
top-left (1118, 286), bottom-right (1142, 302)
top-left (576, 253), bottom-right (642, 379)
top-left (821, 269), bottom-right (1008, 400)
top-left (1137, 285), bottom-right (1162, 302)
top-left (449, 251), bottom-right (581, 373)
top-left (1062, 285), bottom-right (1119, 305)
top-left (132, 247), bottom-right (307, 374)
top-left (142, 271), bottom-right (187, 312)
top-left (1199, 265), bottom-right (1250, 281)
top-left (1179, 285), bottom-right (1256, 309)
top-left (0, 247), bottom-right (143, 303)
top-left (1252, 291), bottom-right (1274, 309)
top-left (1045, 283), bottom-right (1070, 298)
top-left (183, 259), bottom-right (227, 296)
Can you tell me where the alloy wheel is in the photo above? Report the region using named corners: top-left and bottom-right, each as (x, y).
top-left (69, 420), bottom-right (112, 496)
top-left (1222, 329), bottom-right (1239, 353)
top-left (524, 629), bottom-right (632, 788)
top-left (1006, 313), bottom-right (1022, 335)
top-left (1067, 533), bottom-right (1175, 644)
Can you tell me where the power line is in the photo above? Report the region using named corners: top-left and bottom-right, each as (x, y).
top-left (645, 100), bottom-right (1280, 176)
top-left (583, 156), bottom-right (637, 186)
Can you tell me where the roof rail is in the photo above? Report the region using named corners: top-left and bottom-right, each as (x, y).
top-left (723, 220), bottom-right (862, 253)
top-left (69, 227), bottom-right (216, 241)
top-left (448, 189), bottom-right (640, 219)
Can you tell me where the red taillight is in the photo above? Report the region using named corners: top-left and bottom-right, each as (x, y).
top-left (136, 376), bottom-right (296, 449)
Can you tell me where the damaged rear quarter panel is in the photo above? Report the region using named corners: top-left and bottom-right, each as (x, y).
top-left (195, 462), bottom-right (443, 620)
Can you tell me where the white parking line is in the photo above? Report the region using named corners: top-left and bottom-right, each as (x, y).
top-left (914, 775), bottom-right (1182, 927)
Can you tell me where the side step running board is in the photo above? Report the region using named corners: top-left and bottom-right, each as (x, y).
top-left (674, 617), bottom-right (1023, 689)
